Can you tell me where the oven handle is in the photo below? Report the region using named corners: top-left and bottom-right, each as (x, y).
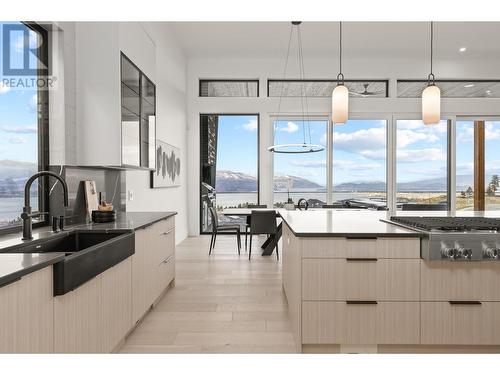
top-left (448, 301), bottom-right (482, 305)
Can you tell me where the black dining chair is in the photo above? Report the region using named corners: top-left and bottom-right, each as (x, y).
top-left (208, 206), bottom-right (241, 255)
top-left (248, 210), bottom-right (279, 261)
top-left (244, 204), bottom-right (267, 250)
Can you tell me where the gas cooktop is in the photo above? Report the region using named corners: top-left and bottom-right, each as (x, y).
top-left (384, 216), bottom-right (500, 261)
top-left (388, 216), bottom-right (500, 232)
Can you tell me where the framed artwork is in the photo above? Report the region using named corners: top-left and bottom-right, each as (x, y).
top-left (151, 140), bottom-right (181, 188)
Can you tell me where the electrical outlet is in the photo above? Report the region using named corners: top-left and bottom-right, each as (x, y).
top-left (128, 190), bottom-right (134, 201)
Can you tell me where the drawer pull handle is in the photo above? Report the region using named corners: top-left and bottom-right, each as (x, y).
top-left (346, 258), bottom-right (378, 262)
top-left (163, 255), bottom-right (174, 264)
top-left (449, 301), bottom-right (482, 305)
top-left (160, 228), bottom-right (175, 236)
top-left (345, 236), bottom-right (378, 240)
top-left (346, 300), bottom-right (378, 305)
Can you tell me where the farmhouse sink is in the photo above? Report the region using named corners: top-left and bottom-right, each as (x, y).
top-left (6, 230), bottom-right (135, 295)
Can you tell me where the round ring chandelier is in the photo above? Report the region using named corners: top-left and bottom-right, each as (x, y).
top-left (269, 21), bottom-right (325, 154)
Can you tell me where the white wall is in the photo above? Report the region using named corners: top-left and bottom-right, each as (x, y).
top-left (50, 22), bottom-right (188, 243)
top-left (125, 23), bottom-right (189, 243)
top-left (186, 55), bottom-right (500, 235)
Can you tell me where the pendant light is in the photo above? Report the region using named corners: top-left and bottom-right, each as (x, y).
top-left (332, 21), bottom-right (348, 124)
top-left (268, 21), bottom-right (324, 154)
top-left (422, 21), bottom-right (441, 125)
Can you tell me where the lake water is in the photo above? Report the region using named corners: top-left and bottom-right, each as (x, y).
top-left (0, 197), bottom-right (37, 225)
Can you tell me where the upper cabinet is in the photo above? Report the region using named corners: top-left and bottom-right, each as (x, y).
top-left (120, 54), bottom-right (156, 169)
top-left (74, 22), bottom-right (156, 168)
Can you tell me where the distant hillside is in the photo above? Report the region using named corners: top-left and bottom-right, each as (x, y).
top-left (215, 170), bottom-right (324, 192)
top-left (214, 170), bottom-right (480, 193)
top-left (0, 160), bottom-right (37, 197)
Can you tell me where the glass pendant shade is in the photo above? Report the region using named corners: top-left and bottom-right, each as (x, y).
top-left (422, 84), bottom-right (441, 125)
top-left (332, 84), bottom-right (349, 124)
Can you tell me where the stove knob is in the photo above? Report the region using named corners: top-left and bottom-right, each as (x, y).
top-left (440, 247), bottom-right (456, 259)
top-left (457, 248), bottom-right (472, 260)
top-left (483, 247), bottom-right (499, 259)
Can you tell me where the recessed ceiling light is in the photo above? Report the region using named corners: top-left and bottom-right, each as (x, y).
top-left (464, 84), bottom-right (475, 88)
top-left (486, 90), bottom-right (492, 94)
top-left (459, 47), bottom-right (467, 52)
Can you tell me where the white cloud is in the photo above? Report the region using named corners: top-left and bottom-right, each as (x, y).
top-left (241, 119), bottom-right (257, 131)
top-left (397, 129), bottom-right (439, 147)
top-left (332, 127), bottom-right (386, 160)
top-left (397, 148), bottom-right (446, 162)
top-left (279, 121), bottom-right (299, 133)
top-left (456, 162), bottom-right (473, 174)
top-left (1, 125), bottom-right (37, 134)
top-left (9, 136), bottom-right (27, 144)
top-left (0, 82), bottom-right (10, 94)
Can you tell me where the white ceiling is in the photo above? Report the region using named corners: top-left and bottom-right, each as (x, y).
top-left (170, 22), bottom-right (500, 60)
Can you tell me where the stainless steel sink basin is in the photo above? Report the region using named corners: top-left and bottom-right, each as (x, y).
top-left (4, 230), bottom-right (135, 295)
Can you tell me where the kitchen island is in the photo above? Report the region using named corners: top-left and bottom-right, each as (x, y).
top-left (280, 210), bottom-right (500, 353)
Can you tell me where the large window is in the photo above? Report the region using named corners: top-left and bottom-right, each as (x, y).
top-left (272, 118), bottom-right (328, 208)
top-left (332, 119), bottom-right (387, 207)
top-left (396, 120), bottom-right (449, 210)
top-left (199, 114), bottom-right (259, 233)
top-left (456, 119), bottom-right (500, 211)
top-left (0, 22), bottom-right (48, 230)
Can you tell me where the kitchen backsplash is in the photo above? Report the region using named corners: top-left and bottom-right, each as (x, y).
top-left (49, 166), bottom-right (126, 225)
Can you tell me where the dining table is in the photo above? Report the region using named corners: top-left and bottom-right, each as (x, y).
top-left (221, 208), bottom-right (283, 256)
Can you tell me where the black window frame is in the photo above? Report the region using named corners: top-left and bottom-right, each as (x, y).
top-left (199, 113), bottom-right (261, 235)
top-left (267, 79), bottom-right (390, 98)
top-left (199, 79), bottom-right (260, 98)
top-left (0, 22), bottom-right (50, 234)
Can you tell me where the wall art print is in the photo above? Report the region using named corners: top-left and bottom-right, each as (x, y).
top-left (151, 140), bottom-right (181, 188)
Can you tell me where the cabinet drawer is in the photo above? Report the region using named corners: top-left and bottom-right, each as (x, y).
top-left (157, 255), bottom-right (175, 295)
top-left (302, 258), bottom-right (420, 301)
top-left (151, 217), bottom-right (175, 235)
top-left (421, 261), bottom-right (500, 301)
top-left (301, 237), bottom-right (420, 259)
top-left (155, 226), bottom-right (175, 265)
top-left (302, 301), bottom-right (420, 345)
top-left (421, 302), bottom-right (500, 345)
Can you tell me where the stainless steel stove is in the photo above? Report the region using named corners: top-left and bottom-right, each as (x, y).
top-left (385, 216), bottom-right (500, 261)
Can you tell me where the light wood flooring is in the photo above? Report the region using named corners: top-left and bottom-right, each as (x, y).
top-left (119, 235), bottom-right (296, 353)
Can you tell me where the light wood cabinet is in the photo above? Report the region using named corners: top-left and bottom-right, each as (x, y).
top-left (131, 217), bottom-right (176, 325)
top-left (302, 258), bottom-right (420, 301)
top-left (301, 237), bottom-right (420, 259)
top-left (101, 258), bottom-right (132, 352)
top-left (0, 280), bottom-right (17, 353)
top-left (302, 301), bottom-right (420, 345)
top-left (54, 275), bottom-right (103, 353)
top-left (15, 266), bottom-right (54, 353)
top-left (0, 267), bottom-right (54, 353)
top-left (422, 302), bottom-right (500, 345)
top-left (421, 261), bottom-right (500, 301)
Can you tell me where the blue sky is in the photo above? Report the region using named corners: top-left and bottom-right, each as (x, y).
top-left (0, 21), bottom-right (38, 164)
top-left (215, 115), bottom-right (259, 176)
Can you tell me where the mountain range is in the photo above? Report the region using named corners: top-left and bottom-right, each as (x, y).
top-left (0, 160), bottom-right (38, 197)
top-left (215, 170), bottom-right (479, 192)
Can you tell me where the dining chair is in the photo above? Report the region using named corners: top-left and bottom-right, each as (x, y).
top-left (208, 206), bottom-right (241, 255)
top-left (244, 204), bottom-right (267, 250)
top-left (248, 210), bottom-right (279, 261)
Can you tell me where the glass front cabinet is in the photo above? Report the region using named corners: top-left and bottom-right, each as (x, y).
top-left (120, 53), bottom-right (156, 169)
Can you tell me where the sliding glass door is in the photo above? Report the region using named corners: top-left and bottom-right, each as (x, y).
top-left (199, 114), bottom-right (259, 233)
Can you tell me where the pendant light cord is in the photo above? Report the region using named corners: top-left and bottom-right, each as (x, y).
top-left (275, 23), bottom-right (294, 140)
top-left (428, 21), bottom-right (435, 85)
top-left (297, 25), bottom-right (311, 145)
top-left (337, 22), bottom-right (344, 84)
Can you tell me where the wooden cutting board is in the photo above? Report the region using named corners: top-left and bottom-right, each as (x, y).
top-left (83, 180), bottom-right (99, 219)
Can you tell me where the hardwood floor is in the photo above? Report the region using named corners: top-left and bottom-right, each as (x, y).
top-left (119, 235), bottom-right (296, 353)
